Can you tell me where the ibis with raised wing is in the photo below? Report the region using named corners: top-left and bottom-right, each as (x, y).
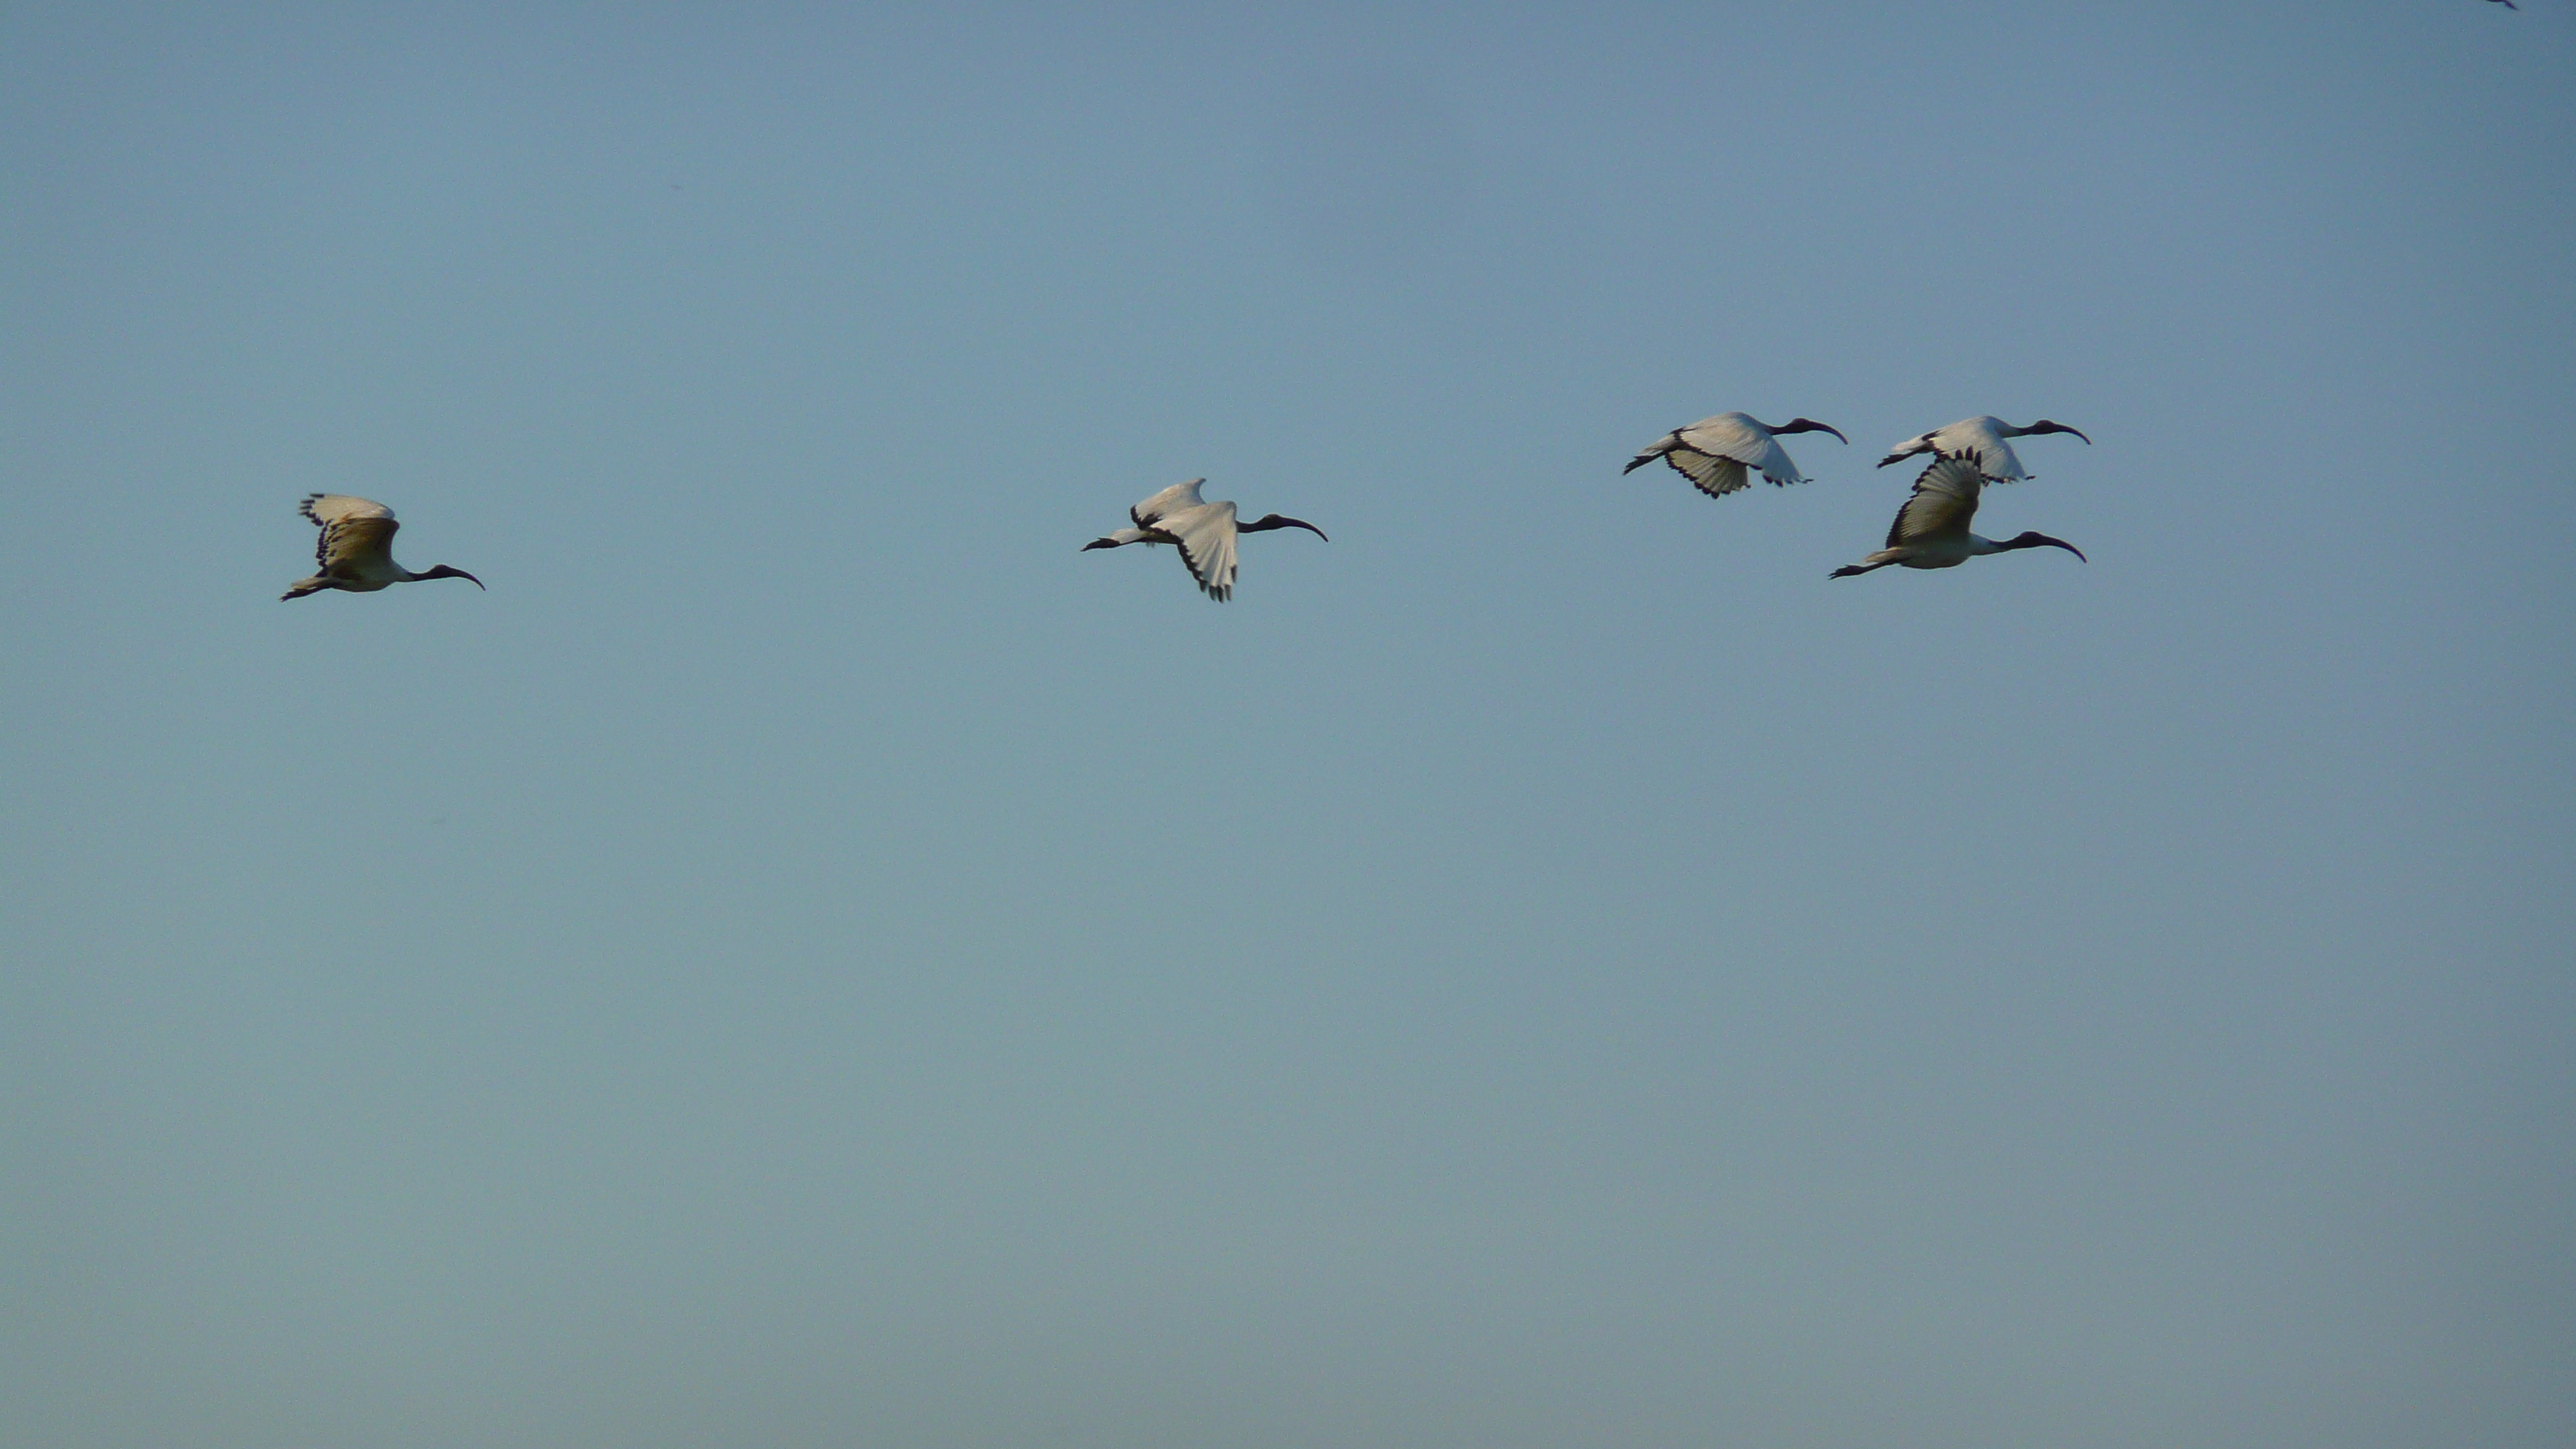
top-left (1083, 479), bottom-right (1327, 601)
top-left (281, 495), bottom-right (485, 601)
top-left (1831, 457), bottom-right (2085, 579)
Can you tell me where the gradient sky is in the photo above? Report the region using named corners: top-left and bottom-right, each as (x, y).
top-left (4, 4), bottom-right (2570, 1446)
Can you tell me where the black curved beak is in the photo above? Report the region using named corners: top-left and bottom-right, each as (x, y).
top-left (1080, 537), bottom-right (1118, 551)
top-left (431, 566), bottom-right (486, 589)
top-left (2000, 532), bottom-right (2084, 562)
top-left (1783, 419), bottom-right (1849, 446)
top-left (1249, 515), bottom-right (1328, 542)
top-left (2033, 421), bottom-right (2091, 445)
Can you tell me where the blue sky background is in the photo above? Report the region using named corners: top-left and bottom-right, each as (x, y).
top-left (4, 3), bottom-right (2570, 1445)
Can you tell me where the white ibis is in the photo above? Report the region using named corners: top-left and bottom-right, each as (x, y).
top-left (1830, 457), bottom-right (2084, 578)
top-left (1082, 479), bottom-right (1326, 601)
top-left (1876, 416), bottom-right (2090, 483)
top-left (280, 494), bottom-right (485, 601)
top-left (1624, 413), bottom-right (1848, 499)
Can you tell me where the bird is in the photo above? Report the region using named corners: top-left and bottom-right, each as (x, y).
top-left (1623, 413), bottom-right (1848, 499)
top-left (1830, 457), bottom-right (2084, 578)
top-left (1081, 478), bottom-right (1326, 601)
top-left (280, 494), bottom-right (485, 601)
top-left (1876, 416), bottom-right (2091, 483)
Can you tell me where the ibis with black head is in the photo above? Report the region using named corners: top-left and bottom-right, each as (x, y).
top-left (1082, 479), bottom-right (1327, 601)
top-left (1624, 412), bottom-right (1848, 500)
top-left (280, 495), bottom-right (484, 601)
top-left (1831, 457), bottom-right (2085, 579)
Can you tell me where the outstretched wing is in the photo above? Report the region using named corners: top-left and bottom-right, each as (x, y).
top-left (1659, 449), bottom-right (1750, 499)
top-left (1131, 478), bottom-right (1209, 529)
top-left (1154, 499), bottom-right (1240, 601)
top-left (1886, 457), bottom-right (1982, 548)
top-left (300, 494), bottom-right (400, 577)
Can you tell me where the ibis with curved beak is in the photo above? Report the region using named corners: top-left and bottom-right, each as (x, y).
top-left (1625, 413), bottom-right (1848, 499)
top-left (281, 495), bottom-right (484, 601)
top-left (1083, 478), bottom-right (1327, 601)
top-left (1831, 457), bottom-right (2084, 578)
top-left (1876, 416), bottom-right (2090, 484)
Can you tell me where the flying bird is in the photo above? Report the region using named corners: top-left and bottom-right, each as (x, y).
top-left (281, 495), bottom-right (485, 601)
top-left (1082, 478), bottom-right (1326, 601)
top-left (1624, 412), bottom-right (1848, 499)
top-left (1876, 416), bottom-right (2090, 483)
top-left (1830, 457), bottom-right (2084, 579)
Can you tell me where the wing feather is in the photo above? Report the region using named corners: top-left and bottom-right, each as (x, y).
top-left (1131, 478), bottom-right (1209, 529)
top-left (300, 493), bottom-right (401, 576)
top-left (1667, 451), bottom-right (1751, 499)
top-left (1886, 457), bottom-right (1982, 547)
top-left (1155, 500), bottom-right (1240, 601)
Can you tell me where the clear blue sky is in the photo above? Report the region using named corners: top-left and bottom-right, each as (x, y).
top-left (4, 4), bottom-right (2569, 1446)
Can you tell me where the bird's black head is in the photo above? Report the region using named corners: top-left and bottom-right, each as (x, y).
top-left (422, 564), bottom-right (486, 589)
top-left (2025, 420), bottom-right (2091, 445)
top-left (2000, 532), bottom-right (2085, 562)
top-left (1242, 514), bottom-right (1328, 541)
top-left (1775, 418), bottom-right (1849, 445)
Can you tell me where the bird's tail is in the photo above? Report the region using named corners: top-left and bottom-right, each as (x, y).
top-left (1876, 437), bottom-right (1932, 469)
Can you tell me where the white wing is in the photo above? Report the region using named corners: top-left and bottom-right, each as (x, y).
top-left (300, 493), bottom-right (401, 575)
top-left (1886, 457), bottom-right (1983, 547)
top-left (1131, 478), bottom-right (1209, 529)
top-left (1931, 417), bottom-right (2028, 482)
top-left (1153, 499), bottom-right (1241, 601)
top-left (1661, 450), bottom-right (1750, 499)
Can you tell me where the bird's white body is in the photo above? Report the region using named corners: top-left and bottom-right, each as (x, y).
top-left (1625, 412), bottom-right (1835, 498)
top-left (1831, 457), bottom-right (2085, 577)
top-left (1877, 415), bottom-right (2088, 483)
top-left (282, 494), bottom-right (484, 600)
top-left (1084, 479), bottom-right (1325, 601)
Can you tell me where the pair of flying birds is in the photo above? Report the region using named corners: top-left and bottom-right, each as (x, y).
top-left (273, 478), bottom-right (1333, 605)
top-left (271, 479), bottom-right (1326, 605)
top-left (276, 413), bottom-right (2087, 604)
